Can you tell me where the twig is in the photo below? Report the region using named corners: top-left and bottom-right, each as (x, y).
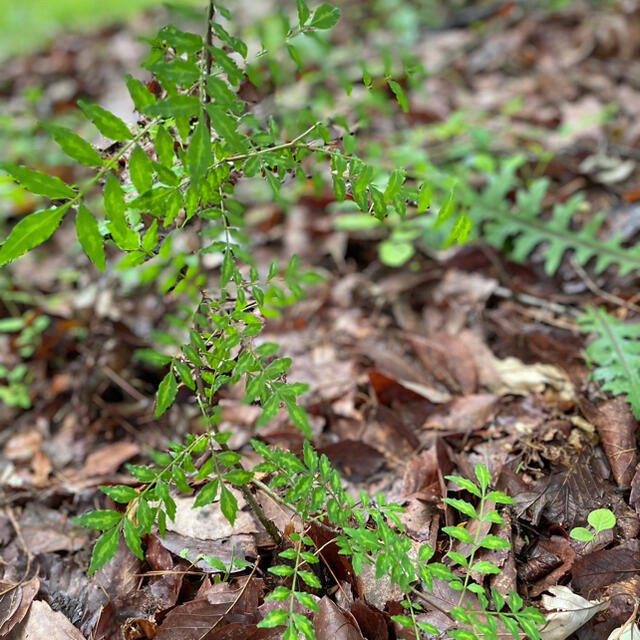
top-left (193, 363), bottom-right (282, 545)
top-left (570, 256), bottom-right (640, 315)
top-left (202, 0), bottom-right (215, 135)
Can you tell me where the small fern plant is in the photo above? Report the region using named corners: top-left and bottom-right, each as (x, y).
top-left (578, 307), bottom-right (640, 418)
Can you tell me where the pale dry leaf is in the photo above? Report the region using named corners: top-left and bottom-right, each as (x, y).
top-left (608, 623), bottom-right (640, 640)
top-left (491, 357), bottom-right (574, 400)
top-left (539, 585), bottom-right (608, 640)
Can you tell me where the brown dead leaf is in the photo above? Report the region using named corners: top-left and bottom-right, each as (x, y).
top-left (423, 393), bottom-right (499, 433)
top-left (582, 397), bottom-right (637, 489)
top-left (79, 441), bottom-right (141, 477)
top-left (313, 597), bottom-right (363, 640)
top-left (7, 599), bottom-right (85, 640)
top-left (0, 577), bottom-right (39, 636)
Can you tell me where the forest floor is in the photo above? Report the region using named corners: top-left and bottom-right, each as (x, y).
top-left (2, 1), bottom-right (640, 639)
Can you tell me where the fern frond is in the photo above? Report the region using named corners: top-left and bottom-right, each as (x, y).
top-left (471, 162), bottom-right (640, 276)
top-left (578, 307), bottom-right (640, 418)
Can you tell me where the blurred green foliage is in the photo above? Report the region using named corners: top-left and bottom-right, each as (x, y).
top-left (0, 0), bottom-right (201, 61)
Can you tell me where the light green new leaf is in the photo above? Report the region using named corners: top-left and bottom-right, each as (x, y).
top-left (383, 169), bottom-right (404, 202)
top-left (1, 162), bottom-right (75, 199)
top-left (0, 205), bottom-right (68, 265)
top-left (76, 203), bottom-right (105, 271)
top-left (40, 122), bottom-right (103, 166)
top-left (187, 115), bottom-right (212, 187)
top-left (78, 99), bottom-right (132, 141)
top-left (155, 369), bottom-right (178, 417)
top-left (310, 3), bottom-right (340, 29)
top-left (88, 525), bottom-right (120, 574)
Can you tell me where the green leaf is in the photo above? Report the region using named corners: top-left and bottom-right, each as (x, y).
top-left (146, 58), bottom-right (200, 85)
top-left (298, 570), bottom-right (322, 588)
top-left (0, 318), bottom-right (25, 331)
top-left (479, 534), bottom-right (511, 549)
top-left (378, 240), bottom-right (414, 267)
top-left (1, 162), bottom-right (76, 199)
top-left (265, 357), bottom-right (292, 378)
top-left (417, 182), bottom-right (432, 212)
top-left (155, 126), bottom-right (175, 168)
top-left (569, 527), bottom-right (593, 541)
top-left (76, 203), bottom-right (105, 271)
top-left (104, 172), bottom-right (139, 250)
top-left (40, 123), bottom-right (102, 166)
top-left (143, 95), bottom-right (200, 118)
top-left (475, 464), bottom-right (490, 491)
top-left (187, 115), bottom-right (212, 187)
top-left (286, 402), bottom-right (312, 438)
top-left (578, 307), bottom-right (640, 418)
top-left (443, 525), bottom-right (473, 544)
top-left (88, 525), bottom-right (120, 574)
top-left (435, 190), bottom-right (455, 226)
top-left (269, 564), bottom-right (294, 577)
top-left (123, 518), bottom-right (144, 560)
top-left (471, 560), bottom-right (501, 574)
top-left (78, 100), bottom-right (132, 141)
top-left (129, 145), bottom-right (154, 194)
top-left (220, 485), bottom-right (238, 525)
top-left (388, 80), bottom-right (408, 113)
top-left (98, 485), bottom-right (139, 503)
top-left (141, 220), bottom-right (158, 253)
top-left (445, 475), bottom-right (481, 497)
top-left (0, 205), bottom-right (67, 265)
top-left (155, 369), bottom-right (178, 417)
top-left (125, 74), bottom-right (156, 111)
top-left (383, 169), bottom-right (404, 202)
top-left (294, 591), bottom-right (318, 611)
top-left (588, 508), bottom-right (616, 532)
top-left (257, 608), bottom-right (289, 628)
top-left (297, 0), bottom-right (311, 24)
top-left (310, 3), bottom-right (340, 29)
top-left (73, 509), bottom-right (123, 530)
top-left (223, 469), bottom-right (253, 485)
top-left (136, 498), bottom-right (155, 533)
top-left (193, 480), bottom-right (219, 507)
top-left (485, 491), bottom-right (515, 504)
top-left (442, 497), bottom-right (477, 519)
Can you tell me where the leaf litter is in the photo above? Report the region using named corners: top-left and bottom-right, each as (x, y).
top-left (2, 1), bottom-right (640, 639)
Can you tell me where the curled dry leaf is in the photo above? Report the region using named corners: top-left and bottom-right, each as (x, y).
top-left (539, 585), bottom-right (608, 640)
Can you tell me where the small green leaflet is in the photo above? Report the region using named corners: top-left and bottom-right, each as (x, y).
top-left (0, 205), bottom-right (68, 265)
top-left (104, 172), bottom-right (139, 250)
top-left (155, 369), bottom-right (178, 417)
top-left (78, 99), bottom-right (132, 141)
top-left (383, 169), bottom-right (404, 202)
top-left (129, 145), bottom-right (154, 194)
top-left (88, 526), bottom-right (120, 574)
top-left (73, 509), bottom-right (123, 529)
top-left (310, 3), bottom-right (340, 29)
top-left (1, 162), bottom-right (75, 199)
top-left (143, 95), bottom-right (200, 118)
top-left (220, 485), bottom-right (238, 525)
top-left (296, 0), bottom-right (311, 26)
top-left (435, 190), bottom-right (455, 227)
top-left (257, 608), bottom-right (288, 628)
top-left (125, 74), bottom-right (156, 111)
top-left (141, 220), bottom-right (158, 253)
top-left (76, 203), bottom-right (106, 271)
top-left (40, 122), bottom-right (103, 166)
top-left (187, 115), bottom-right (212, 188)
top-left (417, 182), bottom-right (432, 212)
top-left (123, 518), bottom-right (144, 560)
top-left (155, 126), bottom-right (175, 168)
top-left (388, 80), bottom-right (408, 113)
